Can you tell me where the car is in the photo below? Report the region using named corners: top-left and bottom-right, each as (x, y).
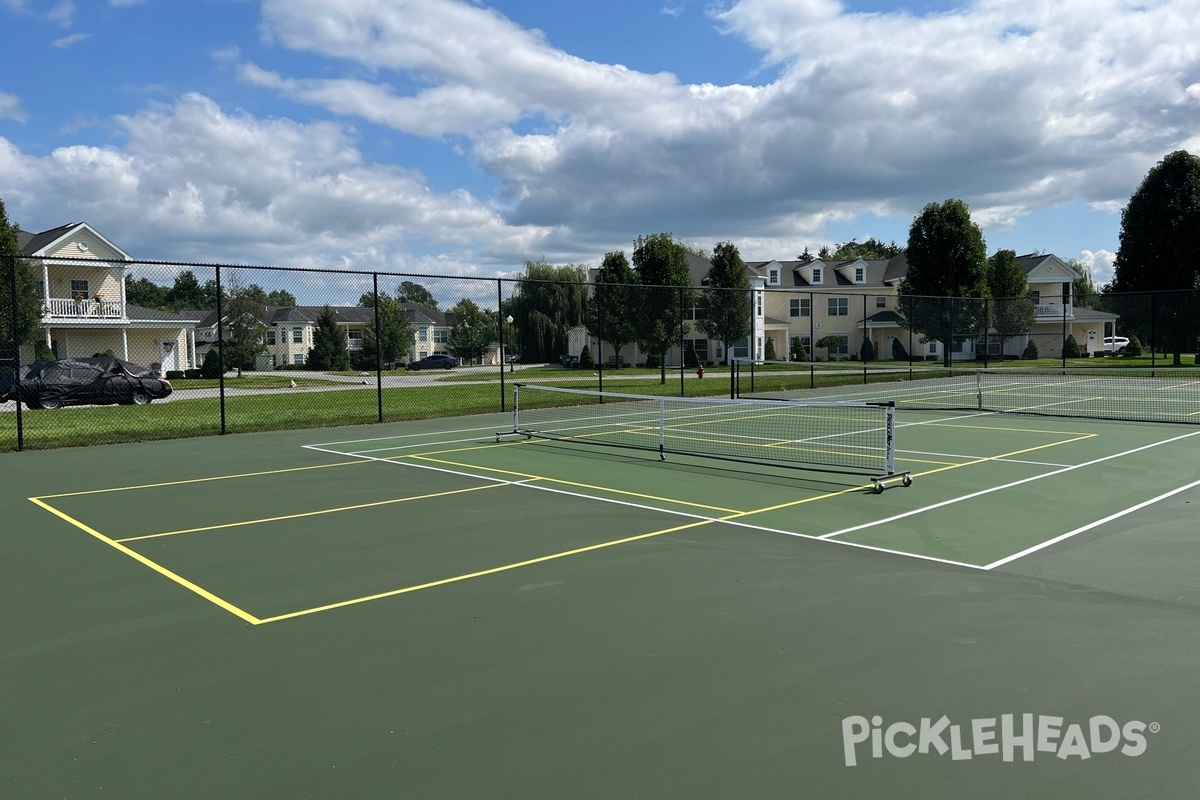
top-left (1103, 336), bottom-right (1131, 354)
top-left (504, 352), bottom-right (520, 364)
top-left (559, 354), bottom-right (579, 368)
top-left (405, 353), bottom-right (459, 370)
top-left (0, 356), bottom-right (172, 410)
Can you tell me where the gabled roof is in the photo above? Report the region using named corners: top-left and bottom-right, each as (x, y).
top-left (17, 222), bottom-right (131, 260)
top-left (1014, 253), bottom-right (1082, 281)
top-left (751, 254), bottom-right (908, 290)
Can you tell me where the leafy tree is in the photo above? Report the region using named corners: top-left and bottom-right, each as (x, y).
top-left (0, 199), bottom-right (42, 356)
top-left (632, 232), bottom-right (694, 383)
top-left (589, 251), bottom-right (638, 369)
top-left (357, 295), bottom-right (414, 369)
top-left (221, 272), bottom-right (267, 376)
top-left (306, 306), bottom-right (350, 370)
top-left (124, 273), bottom-right (169, 309)
top-left (265, 288), bottom-right (296, 307)
top-left (1126, 333), bottom-right (1144, 356)
top-left (987, 249), bottom-right (1036, 354)
top-left (1065, 258), bottom-right (1100, 307)
top-left (446, 298), bottom-right (495, 364)
top-left (506, 260), bottom-right (589, 362)
top-left (396, 281), bottom-right (438, 309)
top-left (898, 199), bottom-right (989, 367)
top-left (199, 347), bottom-right (223, 378)
top-left (699, 241), bottom-right (752, 365)
top-left (1111, 150), bottom-right (1200, 365)
top-left (816, 334), bottom-right (844, 361)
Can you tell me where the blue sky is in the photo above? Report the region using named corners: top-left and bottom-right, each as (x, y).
top-left (3, 0), bottom-right (1199, 287)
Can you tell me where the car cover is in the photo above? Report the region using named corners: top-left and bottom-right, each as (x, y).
top-left (0, 357), bottom-right (169, 406)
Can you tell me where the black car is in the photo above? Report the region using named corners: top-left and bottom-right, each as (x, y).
top-left (0, 357), bottom-right (173, 409)
top-left (405, 353), bottom-right (458, 371)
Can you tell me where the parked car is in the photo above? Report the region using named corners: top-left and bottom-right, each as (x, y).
top-left (1103, 336), bottom-right (1131, 354)
top-left (0, 357), bottom-right (173, 409)
top-left (405, 353), bottom-right (459, 370)
top-left (560, 354), bottom-right (580, 368)
top-left (504, 352), bottom-right (520, 364)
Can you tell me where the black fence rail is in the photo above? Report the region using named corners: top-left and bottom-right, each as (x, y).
top-left (3, 253), bottom-right (1199, 452)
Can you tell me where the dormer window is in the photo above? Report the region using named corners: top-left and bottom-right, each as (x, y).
top-left (768, 267), bottom-right (780, 286)
top-left (811, 267), bottom-right (822, 284)
top-left (854, 266), bottom-right (865, 283)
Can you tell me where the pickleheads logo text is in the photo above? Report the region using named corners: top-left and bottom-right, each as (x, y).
top-left (841, 714), bottom-right (1158, 767)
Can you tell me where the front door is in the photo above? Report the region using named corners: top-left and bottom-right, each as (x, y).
top-left (160, 341), bottom-right (178, 373)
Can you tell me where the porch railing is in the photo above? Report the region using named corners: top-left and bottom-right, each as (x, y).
top-left (43, 298), bottom-right (124, 319)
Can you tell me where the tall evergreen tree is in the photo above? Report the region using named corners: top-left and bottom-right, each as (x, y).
top-left (699, 241), bottom-right (752, 365)
top-left (306, 306), bottom-right (350, 370)
top-left (632, 232), bottom-right (693, 382)
top-left (898, 199), bottom-right (988, 366)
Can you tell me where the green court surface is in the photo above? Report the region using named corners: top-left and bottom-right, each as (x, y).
top-left (4, 406), bottom-right (1200, 798)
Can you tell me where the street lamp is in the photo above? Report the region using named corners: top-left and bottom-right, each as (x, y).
top-left (506, 315), bottom-right (515, 372)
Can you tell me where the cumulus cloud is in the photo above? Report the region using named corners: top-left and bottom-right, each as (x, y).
top-left (0, 91), bottom-right (27, 122)
top-left (51, 31), bottom-right (88, 48)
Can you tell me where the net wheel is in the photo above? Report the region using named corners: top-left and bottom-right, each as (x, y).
top-left (872, 480), bottom-right (884, 494)
top-left (902, 475), bottom-right (913, 487)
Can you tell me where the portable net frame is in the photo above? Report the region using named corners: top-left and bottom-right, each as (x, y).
top-left (497, 384), bottom-right (911, 492)
top-left (870, 368), bottom-right (1200, 425)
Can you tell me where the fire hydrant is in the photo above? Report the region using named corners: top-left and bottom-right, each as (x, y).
top-left (696, 364), bottom-right (705, 379)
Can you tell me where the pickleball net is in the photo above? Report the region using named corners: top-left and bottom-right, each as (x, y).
top-left (497, 384), bottom-right (911, 490)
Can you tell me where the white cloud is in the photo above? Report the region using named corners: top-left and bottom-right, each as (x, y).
top-left (1079, 249), bottom-right (1117, 287)
top-left (45, 0), bottom-right (73, 26)
top-left (51, 31), bottom-right (88, 48)
top-left (0, 91), bottom-right (27, 122)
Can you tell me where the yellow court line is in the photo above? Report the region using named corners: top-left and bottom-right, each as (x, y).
top-left (27, 497), bottom-right (261, 625)
top-left (407, 452), bottom-right (747, 515)
top-left (254, 517), bottom-right (717, 624)
top-left (883, 433), bottom-right (1097, 482)
top-left (115, 483), bottom-right (508, 543)
top-left (36, 459), bottom-right (372, 500)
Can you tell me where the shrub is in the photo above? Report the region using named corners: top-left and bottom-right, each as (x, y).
top-left (859, 338), bottom-right (876, 362)
top-left (165, 370), bottom-right (185, 380)
top-left (891, 338), bottom-right (909, 361)
top-left (1062, 334), bottom-right (1082, 358)
top-left (185, 369), bottom-right (203, 379)
top-left (764, 337), bottom-right (777, 361)
top-left (200, 348), bottom-right (224, 378)
top-left (1022, 340), bottom-right (1039, 360)
top-left (790, 337), bottom-right (809, 362)
top-left (1126, 334), bottom-right (1144, 357)
top-left (579, 344), bottom-right (595, 368)
top-left (35, 344), bottom-right (56, 362)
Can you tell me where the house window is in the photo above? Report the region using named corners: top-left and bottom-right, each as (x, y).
top-left (293, 354), bottom-right (305, 365)
top-left (347, 330), bottom-right (363, 348)
top-left (732, 337), bottom-right (750, 359)
top-left (686, 305), bottom-right (706, 321)
top-left (685, 339), bottom-right (709, 363)
top-left (854, 267), bottom-right (865, 283)
top-left (756, 291), bottom-right (763, 317)
top-left (875, 296), bottom-right (886, 308)
top-left (828, 297), bottom-right (849, 316)
top-left (266, 329), bottom-right (276, 345)
top-left (768, 268), bottom-right (780, 285)
top-left (790, 297), bottom-right (811, 318)
top-left (811, 268), bottom-right (822, 284)
top-left (433, 328), bottom-right (448, 343)
top-left (1061, 282), bottom-right (1071, 303)
top-left (1029, 291), bottom-right (1041, 304)
top-left (417, 326), bottom-right (428, 341)
top-left (292, 327), bottom-right (303, 343)
top-left (70, 279), bottom-right (89, 298)
top-left (927, 341), bottom-right (938, 355)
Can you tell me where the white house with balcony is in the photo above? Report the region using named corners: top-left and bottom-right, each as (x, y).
top-left (17, 222), bottom-right (196, 372)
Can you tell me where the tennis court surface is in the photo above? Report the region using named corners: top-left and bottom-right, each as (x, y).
top-left (4, 391), bottom-right (1200, 797)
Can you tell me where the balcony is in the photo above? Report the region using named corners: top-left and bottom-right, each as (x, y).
top-left (43, 297), bottom-right (125, 320)
top-left (1035, 303), bottom-right (1072, 320)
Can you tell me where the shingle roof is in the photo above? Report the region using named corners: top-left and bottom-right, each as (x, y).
top-left (18, 223), bottom-right (79, 255)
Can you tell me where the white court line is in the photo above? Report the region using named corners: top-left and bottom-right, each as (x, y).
top-left (983, 477), bottom-right (1200, 570)
top-left (818, 428), bottom-right (1200, 542)
top-left (301, 441), bottom-right (988, 571)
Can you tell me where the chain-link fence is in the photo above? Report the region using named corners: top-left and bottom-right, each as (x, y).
top-left (4, 253), bottom-right (1200, 451)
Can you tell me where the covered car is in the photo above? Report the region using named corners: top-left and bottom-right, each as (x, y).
top-left (0, 357), bottom-right (172, 409)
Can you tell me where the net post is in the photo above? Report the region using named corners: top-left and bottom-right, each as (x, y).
top-left (884, 402), bottom-right (896, 476)
top-left (976, 369), bottom-right (983, 411)
top-left (658, 396), bottom-right (666, 460)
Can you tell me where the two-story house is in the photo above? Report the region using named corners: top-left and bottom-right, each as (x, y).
top-left (17, 223), bottom-right (196, 371)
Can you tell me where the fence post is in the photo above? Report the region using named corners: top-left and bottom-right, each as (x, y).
top-left (595, 281), bottom-right (604, 396)
top-left (678, 285), bottom-right (685, 397)
top-left (215, 264), bottom-right (226, 435)
top-left (809, 291), bottom-right (815, 389)
top-left (1061, 300), bottom-right (1067, 369)
top-left (982, 297), bottom-right (989, 369)
top-left (497, 279), bottom-right (507, 412)
top-left (373, 272), bottom-right (383, 423)
top-left (7, 254), bottom-right (23, 451)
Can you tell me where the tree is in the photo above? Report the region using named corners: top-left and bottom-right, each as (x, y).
top-left (1112, 150), bottom-right (1200, 365)
top-left (764, 337), bottom-right (777, 361)
top-left (816, 334), bottom-right (844, 361)
top-left (396, 281), bottom-right (438, 309)
top-left (827, 237), bottom-right (903, 260)
top-left (306, 306), bottom-right (350, 370)
top-left (0, 199), bottom-right (43, 357)
top-left (987, 249), bottom-right (1036, 356)
top-left (859, 338), bottom-right (875, 361)
top-left (898, 199), bottom-right (989, 367)
top-left (124, 274), bottom-right (169, 309)
top-left (632, 232), bottom-right (693, 382)
top-left (222, 271), bottom-right (267, 376)
top-left (589, 251), bottom-right (638, 368)
top-left (1066, 258), bottom-right (1100, 307)
top-left (199, 347), bottom-right (223, 378)
top-left (790, 336), bottom-right (808, 361)
top-left (699, 241), bottom-right (752, 365)
top-left (506, 260), bottom-right (589, 362)
top-left (266, 288), bottom-right (296, 307)
top-left (165, 270), bottom-right (218, 311)
top-left (1063, 333), bottom-right (1082, 359)
top-left (357, 295), bottom-right (414, 369)
top-left (446, 298), bottom-right (495, 364)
